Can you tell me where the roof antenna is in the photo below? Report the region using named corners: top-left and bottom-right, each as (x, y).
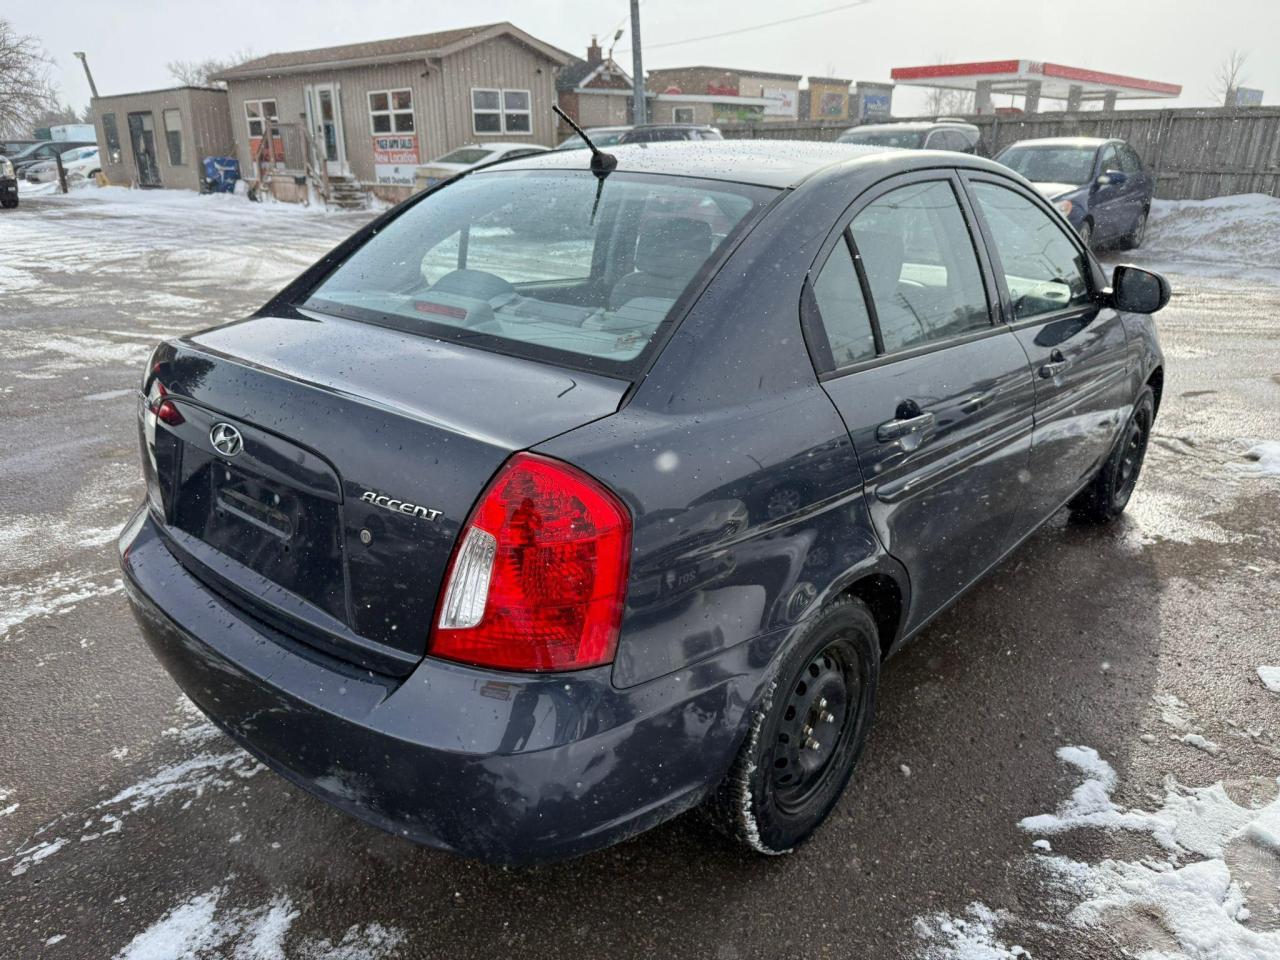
top-left (553, 104), bottom-right (617, 178)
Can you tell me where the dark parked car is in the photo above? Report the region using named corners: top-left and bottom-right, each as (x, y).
top-left (120, 142), bottom-right (1168, 864)
top-left (1, 138), bottom-right (41, 156)
top-left (837, 120), bottom-right (986, 155)
top-left (995, 137), bottom-right (1155, 249)
top-left (617, 124), bottom-right (723, 143)
top-left (9, 139), bottom-right (96, 179)
top-left (0, 154), bottom-right (17, 209)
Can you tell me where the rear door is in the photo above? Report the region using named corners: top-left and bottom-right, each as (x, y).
top-left (807, 172), bottom-right (1037, 629)
top-left (962, 173), bottom-right (1131, 520)
top-left (1090, 143), bottom-right (1126, 240)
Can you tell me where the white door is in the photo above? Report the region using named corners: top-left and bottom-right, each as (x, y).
top-left (306, 82), bottom-right (349, 177)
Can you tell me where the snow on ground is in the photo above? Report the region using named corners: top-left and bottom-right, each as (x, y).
top-left (112, 884), bottom-right (404, 960)
top-left (1238, 441), bottom-right (1280, 478)
top-left (915, 746), bottom-right (1280, 958)
top-left (1139, 193), bottom-right (1280, 283)
top-left (1259, 668), bottom-right (1280, 694)
top-left (1, 698), bottom-right (261, 878)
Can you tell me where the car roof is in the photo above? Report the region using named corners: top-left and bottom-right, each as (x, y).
top-left (487, 139), bottom-right (1007, 189)
top-left (1002, 137), bottom-right (1111, 150)
top-left (847, 121), bottom-right (978, 133)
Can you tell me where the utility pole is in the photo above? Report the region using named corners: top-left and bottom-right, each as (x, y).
top-left (73, 52), bottom-right (99, 99)
top-left (630, 0), bottom-right (646, 125)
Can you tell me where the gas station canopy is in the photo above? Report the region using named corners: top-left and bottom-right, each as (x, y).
top-left (890, 59), bottom-right (1181, 112)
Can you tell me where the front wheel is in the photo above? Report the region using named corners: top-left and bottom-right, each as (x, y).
top-left (1078, 218), bottom-right (1094, 249)
top-left (1119, 208), bottom-right (1149, 250)
top-left (704, 596), bottom-right (880, 855)
top-left (0, 199), bottom-right (17, 210)
top-left (1070, 386), bottom-right (1154, 524)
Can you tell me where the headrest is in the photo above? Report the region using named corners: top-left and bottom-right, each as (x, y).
top-left (635, 217), bottom-right (713, 278)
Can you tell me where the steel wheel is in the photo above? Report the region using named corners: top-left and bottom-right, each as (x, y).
top-left (1079, 219), bottom-right (1094, 248)
top-left (1111, 403), bottom-right (1151, 510)
top-left (770, 641), bottom-right (863, 812)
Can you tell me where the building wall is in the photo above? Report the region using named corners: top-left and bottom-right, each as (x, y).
top-left (575, 91), bottom-right (629, 127)
top-left (91, 87), bottom-right (232, 191)
top-left (647, 68), bottom-right (800, 122)
top-left (223, 34), bottom-right (560, 198)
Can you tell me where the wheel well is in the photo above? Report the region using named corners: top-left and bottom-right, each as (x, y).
top-left (1146, 365), bottom-right (1164, 418)
top-left (842, 574), bottom-right (903, 659)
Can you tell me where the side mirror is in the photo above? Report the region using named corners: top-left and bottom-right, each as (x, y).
top-left (1097, 170), bottom-right (1127, 188)
top-left (1109, 265), bottom-right (1170, 314)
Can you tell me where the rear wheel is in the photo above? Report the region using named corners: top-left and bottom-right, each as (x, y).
top-left (1070, 386), bottom-right (1154, 524)
top-left (704, 596), bottom-right (879, 855)
top-left (1, 199), bottom-right (17, 210)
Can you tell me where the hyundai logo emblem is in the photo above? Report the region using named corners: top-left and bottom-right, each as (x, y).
top-left (210, 422), bottom-right (244, 458)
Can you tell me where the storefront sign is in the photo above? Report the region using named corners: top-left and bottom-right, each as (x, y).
top-left (372, 133), bottom-right (420, 186)
top-left (763, 88), bottom-right (798, 117)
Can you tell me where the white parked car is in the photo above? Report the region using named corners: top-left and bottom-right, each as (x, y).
top-left (26, 146), bottom-right (101, 184)
top-left (413, 143), bottom-right (548, 192)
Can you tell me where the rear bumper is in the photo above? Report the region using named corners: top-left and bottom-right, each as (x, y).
top-left (119, 508), bottom-right (767, 864)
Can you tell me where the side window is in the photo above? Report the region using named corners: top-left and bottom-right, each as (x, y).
top-left (1099, 144), bottom-right (1119, 174)
top-left (1120, 145), bottom-right (1142, 173)
top-left (970, 182), bottom-right (1093, 322)
top-left (811, 237), bottom-right (877, 368)
top-left (849, 180), bottom-right (992, 353)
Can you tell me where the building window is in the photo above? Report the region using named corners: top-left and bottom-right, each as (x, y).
top-left (101, 113), bottom-right (121, 163)
top-left (471, 88), bottom-right (532, 135)
top-left (162, 109), bottom-right (184, 165)
top-left (672, 106), bottom-right (695, 124)
top-left (369, 89), bottom-right (414, 134)
top-left (244, 99), bottom-right (279, 139)
top-left (244, 99), bottom-right (283, 165)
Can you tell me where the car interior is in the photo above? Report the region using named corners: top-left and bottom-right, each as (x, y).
top-left (308, 173), bottom-right (763, 366)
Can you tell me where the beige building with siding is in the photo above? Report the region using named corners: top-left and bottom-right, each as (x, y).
top-left (212, 22), bottom-right (571, 203)
top-left (90, 86), bottom-right (236, 191)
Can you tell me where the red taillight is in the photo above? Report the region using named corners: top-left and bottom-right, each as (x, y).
top-left (147, 380), bottom-right (184, 425)
top-left (430, 452), bottom-right (632, 672)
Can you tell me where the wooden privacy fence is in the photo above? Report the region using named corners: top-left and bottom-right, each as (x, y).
top-left (718, 107), bottom-right (1280, 201)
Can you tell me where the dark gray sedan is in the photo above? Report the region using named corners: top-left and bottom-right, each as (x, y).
top-left (120, 141), bottom-right (1167, 864)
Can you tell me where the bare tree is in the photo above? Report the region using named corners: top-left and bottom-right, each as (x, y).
top-left (31, 102), bottom-right (80, 128)
top-left (1210, 49), bottom-right (1249, 106)
top-left (0, 19), bottom-right (59, 138)
top-left (167, 49), bottom-right (254, 89)
top-left (923, 86), bottom-right (974, 117)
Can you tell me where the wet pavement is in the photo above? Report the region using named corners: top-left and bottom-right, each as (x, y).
top-left (1, 189), bottom-right (1277, 959)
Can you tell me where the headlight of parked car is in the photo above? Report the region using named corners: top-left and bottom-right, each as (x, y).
top-left (1055, 199), bottom-right (1073, 216)
top-left (0, 158), bottom-right (14, 179)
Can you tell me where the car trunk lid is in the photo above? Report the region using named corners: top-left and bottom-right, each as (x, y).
top-left (146, 311), bottom-right (626, 675)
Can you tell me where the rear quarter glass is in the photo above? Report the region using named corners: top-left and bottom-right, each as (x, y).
top-left (302, 170), bottom-right (777, 380)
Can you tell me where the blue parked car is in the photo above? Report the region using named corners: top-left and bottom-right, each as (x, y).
top-left (995, 137), bottom-right (1155, 249)
top-left (120, 141), bottom-right (1168, 864)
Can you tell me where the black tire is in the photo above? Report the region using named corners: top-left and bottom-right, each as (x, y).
top-left (1070, 386), bottom-right (1155, 524)
top-left (1078, 218), bottom-right (1095, 249)
top-left (1119, 207), bottom-right (1149, 251)
top-left (704, 595), bottom-right (880, 855)
top-left (0, 199), bottom-right (17, 210)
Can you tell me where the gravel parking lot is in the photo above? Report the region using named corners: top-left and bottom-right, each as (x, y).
top-left (1, 186), bottom-right (1278, 959)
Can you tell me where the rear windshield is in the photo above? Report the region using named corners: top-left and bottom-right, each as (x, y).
top-left (436, 148), bottom-right (493, 165)
top-left (558, 131), bottom-right (627, 149)
top-left (305, 170), bottom-right (775, 377)
top-left (838, 129), bottom-right (924, 149)
top-left (997, 146), bottom-right (1097, 185)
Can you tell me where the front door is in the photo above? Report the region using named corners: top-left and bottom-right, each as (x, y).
top-left (126, 111), bottom-right (162, 188)
top-left (964, 174), bottom-right (1132, 520)
top-left (810, 173), bottom-right (1037, 630)
top-left (306, 83), bottom-right (348, 176)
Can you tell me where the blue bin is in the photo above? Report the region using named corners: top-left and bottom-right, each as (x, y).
top-left (202, 157), bottom-right (241, 193)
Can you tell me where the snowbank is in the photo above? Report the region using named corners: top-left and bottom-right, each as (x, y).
top-left (18, 180), bottom-right (378, 218)
top-left (1141, 193), bottom-right (1280, 281)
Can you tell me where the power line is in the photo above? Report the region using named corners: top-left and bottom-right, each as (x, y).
top-left (619, 0), bottom-right (872, 52)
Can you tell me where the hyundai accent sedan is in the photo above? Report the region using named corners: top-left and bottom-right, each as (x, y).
top-left (120, 141), bottom-right (1168, 864)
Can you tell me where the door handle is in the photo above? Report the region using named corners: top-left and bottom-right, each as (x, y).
top-left (876, 412), bottom-right (935, 442)
top-left (1039, 349), bottom-right (1069, 379)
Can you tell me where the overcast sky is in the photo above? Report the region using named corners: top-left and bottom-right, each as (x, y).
top-left (13, 0), bottom-right (1278, 116)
